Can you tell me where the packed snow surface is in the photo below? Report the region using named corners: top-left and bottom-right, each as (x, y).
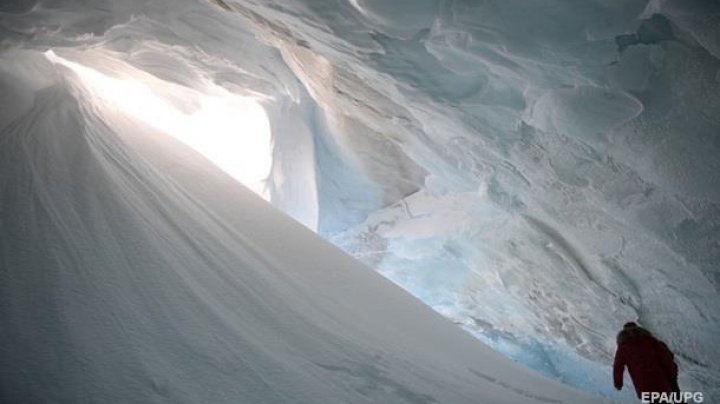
top-left (2, 0), bottom-right (719, 402)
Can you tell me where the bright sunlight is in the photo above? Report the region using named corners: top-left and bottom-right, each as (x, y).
top-left (45, 50), bottom-right (273, 197)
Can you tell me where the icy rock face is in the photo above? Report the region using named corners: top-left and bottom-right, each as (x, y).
top-left (1, 0), bottom-right (719, 401)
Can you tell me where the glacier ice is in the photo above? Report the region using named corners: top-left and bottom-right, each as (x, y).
top-left (2, 0), bottom-right (719, 402)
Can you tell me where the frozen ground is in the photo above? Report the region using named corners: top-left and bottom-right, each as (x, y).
top-left (2, 0), bottom-right (719, 402)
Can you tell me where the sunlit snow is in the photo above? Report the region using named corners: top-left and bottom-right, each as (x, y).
top-left (45, 50), bottom-right (273, 197)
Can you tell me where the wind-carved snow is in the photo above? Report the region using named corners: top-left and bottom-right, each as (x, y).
top-left (0, 39), bottom-right (605, 404)
top-left (222, 0), bottom-right (720, 400)
top-left (1, 0), bottom-right (719, 402)
top-left (45, 50), bottom-right (273, 197)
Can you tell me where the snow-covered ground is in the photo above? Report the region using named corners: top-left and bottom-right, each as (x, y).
top-left (1, 0), bottom-right (719, 402)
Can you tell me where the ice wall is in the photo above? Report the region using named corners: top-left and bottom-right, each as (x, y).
top-left (2, 0), bottom-right (719, 401)
top-left (0, 53), bottom-right (608, 404)
top-left (219, 0), bottom-right (720, 400)
top-left (0, 3), bottom-right (609, 403)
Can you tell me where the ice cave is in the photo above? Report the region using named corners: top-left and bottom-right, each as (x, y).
top-left (1, 0), bottom-right (719, 403)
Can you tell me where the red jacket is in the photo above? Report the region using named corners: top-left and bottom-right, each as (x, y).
top-left (613, 326), bottom-right (678, 397)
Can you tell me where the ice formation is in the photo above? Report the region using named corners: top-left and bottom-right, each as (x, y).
top-left (1, 0), bottom-right (719, 402)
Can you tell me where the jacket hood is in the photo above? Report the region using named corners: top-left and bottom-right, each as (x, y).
top-left (616, 325), bottom-right (653, 345)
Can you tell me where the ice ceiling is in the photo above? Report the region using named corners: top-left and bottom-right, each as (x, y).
top-left (2, 0), bottom-right (719, 400)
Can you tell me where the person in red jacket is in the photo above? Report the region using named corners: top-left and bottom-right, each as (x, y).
top-left (613, 322), bottom-right (679, 400)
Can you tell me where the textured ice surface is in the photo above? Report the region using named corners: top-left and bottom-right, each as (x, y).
top-left (0, 30), bottom-right (602, 404)
top-left (227, 1), bottom-right (720, 400)
top-left (2, 0), bottom-right (719, 402)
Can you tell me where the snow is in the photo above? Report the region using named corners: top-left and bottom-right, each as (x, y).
top-left (45, 50), bottom-right (273, 197)
top-left (0, 45), bottom-right (601, 403)
top-left (2, 0), bottom-right (719, 402)
top-left (234, 2), bottom-right (719, 400)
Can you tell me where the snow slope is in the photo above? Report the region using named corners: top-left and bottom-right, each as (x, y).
top-left (0, 52), bottom-right (602, 403)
